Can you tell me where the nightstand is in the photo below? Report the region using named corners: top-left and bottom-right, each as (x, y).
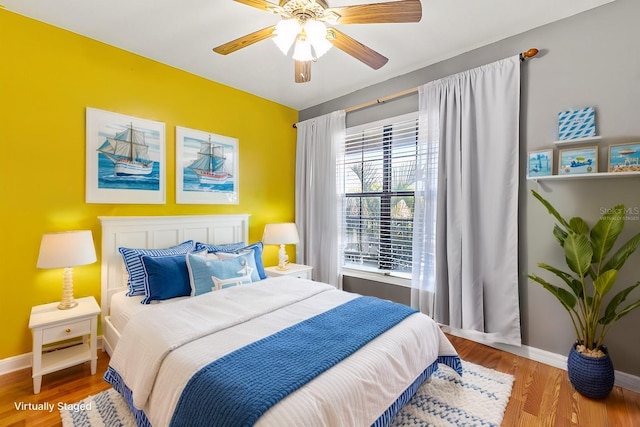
top-left (28, 296), bottom-right (100, 394)
top-left (265, 263), bottom-right (313, 280)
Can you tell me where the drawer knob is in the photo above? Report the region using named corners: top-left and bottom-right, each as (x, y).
top-left (65, 328), bottom-right (71, 333)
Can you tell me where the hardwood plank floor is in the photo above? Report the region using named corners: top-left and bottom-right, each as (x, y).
top-left (1, 337), bottom-right (638, 426)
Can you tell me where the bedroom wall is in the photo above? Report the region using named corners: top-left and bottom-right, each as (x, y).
top-left (301, 0), bottom-right (640, 377)
top-left (0, 10), bottom-right (298, 360)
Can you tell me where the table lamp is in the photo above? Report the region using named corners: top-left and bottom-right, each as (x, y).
top-left (262, 223), bottom-right (300, 270)
top-left (36, 230), bottom-right (97, 309)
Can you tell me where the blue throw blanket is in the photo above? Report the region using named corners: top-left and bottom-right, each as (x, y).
top-left (169, 296), bottom-right (418, 427)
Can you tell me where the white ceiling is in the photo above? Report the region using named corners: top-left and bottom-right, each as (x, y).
top-left (3, 0), bottom-right (613, 110)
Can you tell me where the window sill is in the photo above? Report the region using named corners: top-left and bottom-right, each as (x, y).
top-left (341, 268), bottom-right (412, 288)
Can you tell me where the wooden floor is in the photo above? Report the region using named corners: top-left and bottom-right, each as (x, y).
top-left (1, 336), bottom-right (639, 426)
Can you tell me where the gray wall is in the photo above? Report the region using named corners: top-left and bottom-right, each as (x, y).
top-left (302, 0), bottom-right (640, 377)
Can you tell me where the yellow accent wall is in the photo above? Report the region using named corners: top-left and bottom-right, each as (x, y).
top-left (0, 10), bottom-right (298, 360)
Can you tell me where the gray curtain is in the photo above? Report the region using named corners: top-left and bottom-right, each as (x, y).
top-left (413, 56), bottom-right (522, 346)
top-left (295, 110), bottom-right (346, 287)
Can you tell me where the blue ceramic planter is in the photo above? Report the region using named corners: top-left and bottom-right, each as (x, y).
top-left (567, 343), bottom-right (614, 399)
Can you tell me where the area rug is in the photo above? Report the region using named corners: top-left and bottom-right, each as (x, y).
top-left (61, 360), bottom-right (513, 427)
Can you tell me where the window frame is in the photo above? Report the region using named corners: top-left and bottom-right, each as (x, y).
top-left (341, 111), bottom-right (419, 280)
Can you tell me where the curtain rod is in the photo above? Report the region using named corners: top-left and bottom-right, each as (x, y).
top-left (293, 48), bottom-right (539, 128)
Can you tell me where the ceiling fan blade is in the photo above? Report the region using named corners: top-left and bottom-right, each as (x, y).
top-left (234, 0), bottom-right (279, 13)
top-left (213, 26), bottom-right (276, 55)
top-left (295, 61), bottom-right (312, 83)
top-left (330, 0), bottom-right (422, 24)
top-left (327, 28), bottom-right (388, 70)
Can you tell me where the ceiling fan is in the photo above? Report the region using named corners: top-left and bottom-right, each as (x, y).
top-left (212, 0), bottom-right (422, 83)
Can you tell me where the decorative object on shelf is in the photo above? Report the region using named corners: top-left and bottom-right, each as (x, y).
top-left (36, 230), bottom-right (97, 310)
top-left (558, 146), bottom-right (597, 175)
top-left (558, 106), bottom-right (596, 141)
top-left (608, 142), bottom-right (640, 173)
top-left (262, 223), bottom-right (300, 270)
top-left (175, 126), bottom-right (239, 205)
top-left (528, 190), bottom-right (640, 399)
top-left (527, 149), bottom-right (553, 178)
top-left (552, 135), bottom-right (602, 147)
top-left (86, 107), bottom-right (166, 204)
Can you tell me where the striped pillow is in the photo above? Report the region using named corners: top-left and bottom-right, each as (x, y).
top-left (119, 241), bottom-right (196, 296)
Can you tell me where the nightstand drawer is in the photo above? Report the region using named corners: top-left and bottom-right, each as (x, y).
top-left (42, 319), bottom-right (91, 343)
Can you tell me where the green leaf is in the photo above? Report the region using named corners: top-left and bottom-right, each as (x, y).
top-left (593, 269), bottom-right (618, 297)
top-left (601, 282), bottom-right (640, 325)
top-left (610, 299), bottom-right (640, 323)
top-left (563, 233), bottom-right (593, 278)
top-left (553, 225), bottom-right (568, 247)
top-left (590, 206), bottom-right (625, 265)
top-left (537, 263), bottom-right (582, 298)
top-left (531, 190), bottom-right (571, 229)
top-left (602, 232), bottom-right (640, 272)
top-left (569, 217), bottom-right (590, 235)
top-left (528, 274), bottom-right (577, 311)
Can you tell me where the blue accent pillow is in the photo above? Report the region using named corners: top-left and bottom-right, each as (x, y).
top-left (196, 241), bottom-right (267, 280)
top-left (119, 241), bottom-right (195, 296)
top-left (214, 250), bottom-right (261, 283)
top-left (186, 253), bottom-right (255, 295)
top-left (139, 253), bottom-right (193, 304)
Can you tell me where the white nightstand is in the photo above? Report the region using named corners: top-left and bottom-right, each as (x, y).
top-left (28, 296), bottom-right (101, 394)
top-left (265, 263), bottom-right (313, 280)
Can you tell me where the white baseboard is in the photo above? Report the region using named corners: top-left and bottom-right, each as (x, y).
top-left (0, 352), bottom-right (31, 376)
top-left (445, 328), bottom-right (640, 394)
top-left (0, 336), bottom-right (104, 377)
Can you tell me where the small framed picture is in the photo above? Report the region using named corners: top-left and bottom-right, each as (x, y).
top-left (558, 146), bottom-right (598, 175)
top-left (176, 126), bottom-right (239, 204)
top-left (528, 149), bottom-right (553, 177)
top-left (608, 142), bottom-right (640, 172)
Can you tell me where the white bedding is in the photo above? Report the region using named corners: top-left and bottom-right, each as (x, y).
top-left (109, 290), bottom-right (188, 332)
top-left (108, 277), bottom-right (458, 427)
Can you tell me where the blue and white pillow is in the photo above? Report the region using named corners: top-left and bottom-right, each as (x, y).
top-left (139, 253), bottom-right (193, 304)
top-left (214, 250), bottom-right (261, 283)
top-left (186, 252), bottom-right (255, 295)
top-left (195, 241), bottom-right (247, 253)
top-left (195, 241), bottom-right (267, 280)
top-left (119, 241), bottom-right (195, 296)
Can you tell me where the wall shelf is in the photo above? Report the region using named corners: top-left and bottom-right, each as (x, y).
top-left (553, 135), bottom-right (603, 146)
top-left (527, 171), bottom-right (640, 182)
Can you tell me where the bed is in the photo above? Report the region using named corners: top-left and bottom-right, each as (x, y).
top-left (99, 215), bottom-right (461, 427)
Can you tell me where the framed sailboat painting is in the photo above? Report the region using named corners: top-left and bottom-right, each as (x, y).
top-left (176, 126), bottom-right (239, 204)
top-left (86, 108), bottom-right (166, 204)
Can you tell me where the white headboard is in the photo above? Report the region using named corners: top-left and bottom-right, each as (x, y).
top-left (99, 214), bottom-right (250, 322)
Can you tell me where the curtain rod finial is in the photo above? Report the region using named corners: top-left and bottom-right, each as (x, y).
top-left (520, 48), bottom-right (539, 61)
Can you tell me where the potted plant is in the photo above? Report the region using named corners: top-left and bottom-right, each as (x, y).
top-left (528, 189), bottom-right (640, 399)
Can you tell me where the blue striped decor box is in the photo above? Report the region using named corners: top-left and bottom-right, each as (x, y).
top-left (558, 107), bottom-right (596, 140)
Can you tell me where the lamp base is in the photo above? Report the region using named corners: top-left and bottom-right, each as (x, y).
top-left (57, 300), bottom-right (78, 310)
top-left (58, 267), bottom-right (78, 310)
top-left (277, 244), bottom-right (289, 270)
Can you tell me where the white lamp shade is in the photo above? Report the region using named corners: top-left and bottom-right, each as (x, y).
top-left (292, 37), bottom-right (313, 62)
top-left (37, 230), bottom-right (97, 269)
top-left (272, 19), bottom-right (301, 55)
top-left (262, 223), bottom-right (300, 245)
top-left (304, 20), bottom-right (332, 58)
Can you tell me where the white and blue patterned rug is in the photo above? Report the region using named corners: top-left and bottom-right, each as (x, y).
top-left (61, 360), bottom-right (513, 427)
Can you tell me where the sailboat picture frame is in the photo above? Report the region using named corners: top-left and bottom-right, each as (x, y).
top-left (86, 107), bottom-right (166, 204)
top-left (176, 126), bottom-right (239, 204)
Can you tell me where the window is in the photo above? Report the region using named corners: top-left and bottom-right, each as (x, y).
top-left (341, 113), bottom-right (418, 278)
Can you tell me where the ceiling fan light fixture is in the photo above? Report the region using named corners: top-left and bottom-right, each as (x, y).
top-left (292, 36), bottom-right (314, 62)
top-left (304, 19), bottom-right (332, 58)
top-left (272, 19), bottom-right (301, 55)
